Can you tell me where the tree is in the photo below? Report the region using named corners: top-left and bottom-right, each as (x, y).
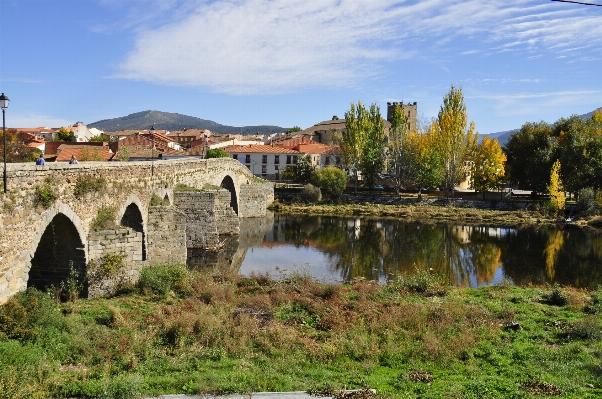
top-left (359, 103), bottom-right (386, 192)
top-left (343, 101), bottom-right (386, 194)
top-left (294, 155), bottom-right (313, 184)
top-left (0, 129), bottom-right (32, 162)
top-left (548, 159), bottom-right (565, 215)
top-left (206, 148), bottom-right (230, 158)
top-left (115, 146), bottom-right (131, 162)
top-left (55, 127), bottom-right (75, 142)
top-left (436, 86), bottom-right (478, 198)
top-left (286, 126), bottom-right (302, 133)
top-left (505, 121), bottom-right (555, 193)
top-left (311, 166), bottom-right (347, 200)
top-left (79, 148), bottom-right (103, 161)
top-left (89, 134), bottom-right (112, 143)
top-left (472, 137), bottom-right (506, 196)
top-left (387, 104), bottom-right (411, 193)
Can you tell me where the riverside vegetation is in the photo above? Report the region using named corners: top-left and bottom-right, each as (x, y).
top-left (1, 264), bottom-right (602, 398)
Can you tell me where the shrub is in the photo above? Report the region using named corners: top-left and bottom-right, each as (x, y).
top-left (91, 205), bottom-right (116, 231)
top-left (73, 175), bottom-right (106, 198)
top-left (59, 261), bottom-right (84, 302)
top-left (34, 178), bottom-right (56, 208)
top-left (0, 288), bottom-right (62, 341)
top-left (299, 184), bottom-right (321, 203)
top-left (548, 283), bottom-right (568, 306)
top-left (206, 148), bottom-right (230, 158)
top-left (311, 167), bottom-right (347, 200)
top-left (149, 193), bottom-right (170, 206)
top-left (577, 187), bottom-right (598, 216)
top-left (138, 264), bottom-right (189, 297)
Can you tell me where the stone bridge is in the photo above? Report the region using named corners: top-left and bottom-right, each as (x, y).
top-left (0, 158), bottom-right (273, 304)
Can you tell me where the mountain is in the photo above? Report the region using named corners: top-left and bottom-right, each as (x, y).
top-left (89, 110), bottom-right (287, 135)
top-left (483, 108), bottom-right (601, 147)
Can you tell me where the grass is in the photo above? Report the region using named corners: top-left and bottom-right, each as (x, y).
top-left (270, 201), bottom-right (602, 228)
top-left (1, 267), bottom-right (602, 398)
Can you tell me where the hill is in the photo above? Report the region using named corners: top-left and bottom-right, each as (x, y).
top-left (483, 107), bottom-right (601, 147)
top-left (89, 110), bottom-right (287, 135)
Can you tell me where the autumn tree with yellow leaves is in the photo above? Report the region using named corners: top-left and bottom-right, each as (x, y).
top-left (548, 159), bottom-right (565, 214)
top-left (472, 137), bottom-right (506, 196)
top-left (436, 85), bottom-right (478, 198)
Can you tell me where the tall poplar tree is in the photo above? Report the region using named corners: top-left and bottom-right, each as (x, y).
top-left (359, 103), bottom-right (386, 192)
top-left (436, 85), bottom-right (477, 199)
top-left (388, 104), bottom-right (411, 193)
top-left (472, 137), bottom-right (506, 197)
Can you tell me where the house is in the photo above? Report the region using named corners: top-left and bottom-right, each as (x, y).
top-left (14, 127), bottom-right (55, 141)
top-left (294, 115), bottom-right (392, 145)
top-left (222, 144), bottom-right (301, 180)
top-left (44, 141), bottom-right (107, 156)
top-left (64, 122), bottom-right (94, 142)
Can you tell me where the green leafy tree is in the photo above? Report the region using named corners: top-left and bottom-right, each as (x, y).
top-left (54, 127), bottom-right (75, 142)
top-left (294, 154), bottom-right (313, 184)
top-left (88, 134), bottom-right (112, 143)
top-left (548, 160), bottom-right (565, 214)
top-left (387, 104), bottom-right (411, 192)
top-left (343, 101), bottom-right (386, 194)
top-left (206, 148), bottom-right (230, 158)
top-left (472, 137), bottom-right (506, 196)
top-left (311, 166), bottom-right (348, 200)
top-left (286, 126), bottom-right (302, 133)
top-left (115, 146), bottom-right (131, 162)
top-left (436, 86), bottom-right (478, 198)
top-left (505, 121), bottom-right (556, 193)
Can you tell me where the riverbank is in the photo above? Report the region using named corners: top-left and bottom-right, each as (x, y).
top-left (271, 198), bottom-right (602, 229)
top-left (1, 265), bottom-right (602, 398)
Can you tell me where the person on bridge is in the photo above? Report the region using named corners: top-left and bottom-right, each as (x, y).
top-left (35, 154), bottom-right (45, 165)
top-left (69, 155), bottom-right (79, 165)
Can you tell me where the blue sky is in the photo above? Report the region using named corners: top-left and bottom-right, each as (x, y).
top-left (1, 0), bottom-right (601, 134)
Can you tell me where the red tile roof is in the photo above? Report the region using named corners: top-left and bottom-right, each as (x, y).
top-left (56, 145), bottom-right (114, 162)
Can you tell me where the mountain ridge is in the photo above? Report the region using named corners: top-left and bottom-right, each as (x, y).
top-left (89, 110), bottom-right (288, 135)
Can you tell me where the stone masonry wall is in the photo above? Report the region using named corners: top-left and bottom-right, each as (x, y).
top-left (0, 158), bottom-right (272, 304)
top-left (87, 228), bottom-right (143, 297)
top-left (146, 206), bottom-right (187, 265)
top-left (238, 182), bottom-right (274, 218)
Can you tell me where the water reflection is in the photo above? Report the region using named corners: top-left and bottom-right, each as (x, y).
top-left (188, 213), bottom-right (602, 289)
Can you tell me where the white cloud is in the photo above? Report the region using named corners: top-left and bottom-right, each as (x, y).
top-left (114, 0), bottom-right (602, 94)
top-left (7, 113), bottom-right (73, 129)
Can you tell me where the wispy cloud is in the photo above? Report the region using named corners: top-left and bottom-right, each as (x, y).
top-left (113, 0), bottom-right (602, 94)
top-left (7, 113), bottom-right (73, 129)
top-left (0, 78), bottom-right (43, 84)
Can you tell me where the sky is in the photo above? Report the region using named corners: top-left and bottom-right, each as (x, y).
top-left (0, 0), bottom-right (601, 134)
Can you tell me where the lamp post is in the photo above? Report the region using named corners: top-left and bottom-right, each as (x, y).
top-left (1, 93), bottom-right (9, 194)
top-left (150, 125), bottom-right (155, 176)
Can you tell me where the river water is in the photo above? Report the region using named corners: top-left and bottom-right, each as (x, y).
top-left (187, 212), bottom-right (602, 288)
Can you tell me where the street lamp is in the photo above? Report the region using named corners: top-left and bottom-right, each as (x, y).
top-left (1, 93), bottom-right (9, 194)
top-left (150, 125), bottom-right (155, 176)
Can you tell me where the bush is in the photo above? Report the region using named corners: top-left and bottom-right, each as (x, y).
top-left (73, 175), bottom-right (106, 198)
top-left (577, 187), bottom-right (598, 216)
top-left (138, 264), bottom-right (189, 297)
top-left (91, 205), bottom-right (116, 231)
top-left (34, 178), bottom-right (56, 208)
top-left (206, 148), bottom-right (229, 158)
top-left (299, 184), bottom-right (321, 203)
top-left (311, 167), bottom-right (348, 200)
top-left (0, 288), bottom-right (62, 341)
top-left (548, 283), bottom-right (568, 306)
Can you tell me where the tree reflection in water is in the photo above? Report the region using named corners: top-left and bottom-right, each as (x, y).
top-left (233, 213), bottom-right (602, 288)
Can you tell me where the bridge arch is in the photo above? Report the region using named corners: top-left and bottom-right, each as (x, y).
top-left (27, 203), bottom-right (88, 295)
top-left (118, 195), bottom-right (147, 261)
top-left (220, 175), bottom-right (239, 215)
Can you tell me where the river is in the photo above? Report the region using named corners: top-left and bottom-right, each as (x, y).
top-left (187, 212), bottom-right (602, 288)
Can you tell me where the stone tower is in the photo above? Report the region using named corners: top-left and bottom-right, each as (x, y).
top-left (387, 102), bottom-right (417, 132)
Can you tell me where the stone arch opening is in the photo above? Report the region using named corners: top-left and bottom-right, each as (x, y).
top-left (29, 213), bottom-right (87, 297)
top-left (220, 175), bottom-right (238, 214)
top-left (121, 203), bottom-right (146, 260)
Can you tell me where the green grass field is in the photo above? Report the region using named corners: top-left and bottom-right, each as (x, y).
top-left (1, 265), bottom-right (602, 398)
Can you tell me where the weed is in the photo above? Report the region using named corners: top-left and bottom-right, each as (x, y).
top-left (59, 261), bottom-right (84, 302)
top-left (91, 205), bottom-right (116, 231)
top-left (138, 264), bottom-right (189, 297)
top-left (149, 193), bottom-right (170, 206)
top-left (548, 283), bottom-right (569, 306)
top-left (34, 177), bottom-right (56, 208)
top-left (73, 175), bottom-right (106, 198)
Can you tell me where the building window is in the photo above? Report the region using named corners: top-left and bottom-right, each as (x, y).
top-left (232, 154), bottom-right (238, 160)
top-left (245, 154), bottom-right (251, 163)
top-left (336, 156), bottom-right (341, 165)
top-left (262, 165), bottom-right (267, 174)
top-left (286, 155), bottom-right (292, 164)
top-left (262, 155), bottom-right (268, 164)
top-left (274, 155), bottom-right (280, 164)
top-left (293, 156), bottom-right (298, 164)
top-left (325, 156), bottom-right (330, 165)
